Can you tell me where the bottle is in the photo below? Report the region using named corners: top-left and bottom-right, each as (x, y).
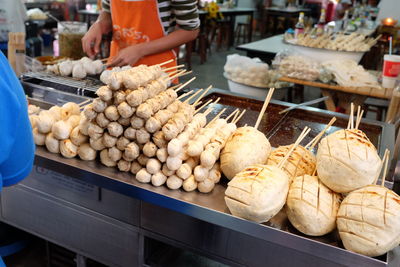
top-left (295, 12), bottom-right (305, 38)
top-left (342, 10), bottom-right (349, 31)
top-left (316, 8), bottom-right (326, 35)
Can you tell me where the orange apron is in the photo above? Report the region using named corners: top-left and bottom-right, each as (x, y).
top-left (109, 0), bottom-right (177, 69)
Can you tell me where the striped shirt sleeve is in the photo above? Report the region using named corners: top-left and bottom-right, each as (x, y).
top-left (102, 0), bottom-right (111, 12)
top-left (171, 0), bottom-right (200, 30)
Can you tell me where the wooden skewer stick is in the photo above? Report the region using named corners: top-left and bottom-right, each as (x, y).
top-left (174, 77), bottom-right (196, 93)
top-left (163, 64), bottom-right (185, 72)
top-left (202, 98), bottom-right (221, 116)
top-left (185, 89), bottom-right (204, 104)
top-left (158, 59), bottom-right (174, 67)
top-left (232, 109), bottom-right (240, 123)
top-left (225, 109), bottom-right (240, 122)
top-left (193, 85), bottom-right (212, 106)
top-left (177, 90), bottom-right (194, 100)
top-left (208, 108), bottom-right (227, 126)
top-left (355, 108), bottom-right (364, 130)
top-left (78, 99), bottom-right (91, 106)
top-left (167, 69), bottom-right (180, 77)
top-left (176, 70), bottom-right (193, 79)
top-left (203, 105), bottom-right (215, 117)
top-left (168, 69), bottom-right (186, 80)
top-left (168, 83), bottom-right (182, 91)
top-left (355, 105), bottom-right (361, 129)
top-left (233, 109), bottom-right (247, 124)
top-left (194, 101), bottom-right (202, 107)
top-left (348, 103), bottom-right (354, 129)
top-left (194, 99), bottom-right (213, 114)
top-left (372, 148), bottom-right (389, 185)
top-left (100, 57), bottom-right (109, 62)
top-left (305, 117), bottom-right (337, 149)
top-left (381, 149), bottom-right (390, 187)
top-left (254, 88), bottom-right (275, 130)
top-left (312, 167), bottom-right (317, 176)
top-left (278, 127), bottom-right (311, 169)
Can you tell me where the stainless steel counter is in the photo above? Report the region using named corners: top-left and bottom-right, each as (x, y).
top-left (1, 89), bottom-right (398, 267)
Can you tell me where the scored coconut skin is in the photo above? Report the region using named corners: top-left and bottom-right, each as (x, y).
top-left (316, 129), bottom-right (381, 193)
top-left (225, 164), bottom-right (289, 223)
top-left (337, 185), bottom-right (400, 257)
top-left (287, 174), bottom-right (342, 236)
top-left (267, 145), bottom-right (316, 184)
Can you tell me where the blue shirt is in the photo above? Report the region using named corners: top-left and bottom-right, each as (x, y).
top-left (0, 51), bottom-right (35, 191)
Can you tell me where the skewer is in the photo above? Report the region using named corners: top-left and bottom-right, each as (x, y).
top-left (167, 69), bottom-right (180, 77)
top-left (168, 69), bottom-right (186, 81)
top-left (348, 103), bottom-right (354, 129)
top-left (381, 149), bottom-right (390, 187)
top-left (305, 117), bottom-right (337, 149)
top-left (177, 90), bottom-right (194, 100)
top-left (194, 99), bottom-right (213, 114)
top-left (355, 105), bottom-right (361, 128)
top-left (203, 106), bottom-right (215, 116)
top-left (203, 98), bottom-right (220, 115)
top-left (208, 108), bottom-right (227, 126)
top-left (174, 77), bottom-right (196, 93)
top-left (232, 109), bottom-right (240, 123)
top-left (184, 89), bottom-right (204, 104)
top-left (233, 109), bottom-right (246, 124)
top-left (194, 101), bottom-right (202, 107)
top-left (355, 109), bottom-right (364, 129)
top-left (312, 167), bottom-right (317, 176)
top-left (168, 83), bottom-right (182, 91)
top-left (158, 59), bottom-right (174, 67)
top-left (163, 64), bottom-right (185, 72)
top-left (78, 99), bottom-right (91, 106)
top-left (225, 109), bottom-right (239, 122)
top-left (100, 57), bottom-right (109, 63)
top-left (193, 85), bottom-right (212, 106)
top-left (278, 127), bottom-right (311, 169)
top-left (254, 88), bottom-right (275, 130)
top-left (175, 70), bottom-right (193, 79)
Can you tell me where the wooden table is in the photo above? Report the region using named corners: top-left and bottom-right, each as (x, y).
top-left (263, 7), bottom-right (311, 36)
top-left (236, 34), bottom-right (289, 64)
top-left (199, 7), bottom-right (255, 47)
top-left (278, 76), bottom-right (394, 115)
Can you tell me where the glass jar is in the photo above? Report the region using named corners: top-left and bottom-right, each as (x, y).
top-left (58, 21), bottom-right (87, 59)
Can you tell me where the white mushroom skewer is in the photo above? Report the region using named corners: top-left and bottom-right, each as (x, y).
top-left (186, 108), bottom-right (227, 157)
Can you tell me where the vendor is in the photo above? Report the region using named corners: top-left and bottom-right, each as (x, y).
top-left (0, 51), bottom-right (35, 265)
top-left (81, 0), bottom-right (200, 69)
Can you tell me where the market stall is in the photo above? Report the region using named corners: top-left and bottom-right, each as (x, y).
top-left (2, 1), bottom-right (400, 266)
top-left (2, 56), bottom-right (398, 265)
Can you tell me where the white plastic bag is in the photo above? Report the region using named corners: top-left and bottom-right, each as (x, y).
top-left (273, 50), bottom-right (321, 81)
top-left (0, 0), bottom-right (27, 42)
top-left (224, 54), bottom-right (272, 88)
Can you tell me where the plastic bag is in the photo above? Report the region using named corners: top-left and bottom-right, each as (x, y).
top-left (224, 54), bottom-right (278, 88)
top-left (0, 0), bottom-right (27, 42)
top-left (27, 8), bottom-right (48, 20)
top-left (272, 50), bottom-right (321, 81)
top-left (24, 56), bottom-right (45, 73)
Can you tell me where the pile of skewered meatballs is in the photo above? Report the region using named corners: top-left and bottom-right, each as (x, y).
top-left (83, 64), bottom-right (246, 193)
top-left (34, 62), bottom-right (245, 194)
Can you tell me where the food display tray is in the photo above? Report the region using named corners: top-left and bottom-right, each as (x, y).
top-left (32, 89), bottom-right (398, 266)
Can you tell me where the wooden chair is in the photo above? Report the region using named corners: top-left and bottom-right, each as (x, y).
top-left (363, 97), bottom-right (389, 121)
top-left (234, 22), bottom-right (249, 45)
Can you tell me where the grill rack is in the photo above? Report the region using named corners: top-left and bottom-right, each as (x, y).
top-left (22, 71), bottom-right (103, 95)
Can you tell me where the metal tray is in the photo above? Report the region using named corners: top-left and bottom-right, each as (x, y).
top-left (32, 90), bottom-right (398, 266)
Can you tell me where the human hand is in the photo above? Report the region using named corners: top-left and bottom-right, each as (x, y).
top-left (82, 22), bottom-right (104, 58)
top-left (107, 44), bottom-right (145, 67)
